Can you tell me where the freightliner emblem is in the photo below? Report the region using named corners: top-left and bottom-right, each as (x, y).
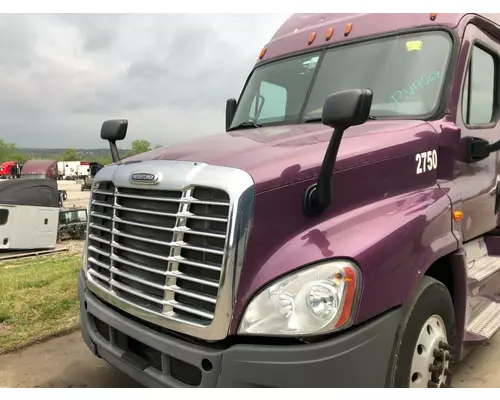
top-left (129, 172), bottom-right (160, 185)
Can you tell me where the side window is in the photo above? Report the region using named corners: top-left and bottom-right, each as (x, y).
top-left (462, 45), bottom-right (497, 125)
top-left (0, 209), bottom-right (9, 226)
top-left (249, 81), bottom-right (287, 123)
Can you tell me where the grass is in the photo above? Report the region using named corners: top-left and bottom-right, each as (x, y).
top-left (0, 252), bottom-right (82, 354)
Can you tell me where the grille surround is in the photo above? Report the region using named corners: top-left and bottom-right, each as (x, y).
top-left (84, 160), bottom-right (254, 341)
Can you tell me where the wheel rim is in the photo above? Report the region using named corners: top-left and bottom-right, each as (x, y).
top-left (409, 314), bottom-right (452, 388)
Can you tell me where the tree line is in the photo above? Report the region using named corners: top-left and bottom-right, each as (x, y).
top-left (0, 139), bottom-right (159, 165)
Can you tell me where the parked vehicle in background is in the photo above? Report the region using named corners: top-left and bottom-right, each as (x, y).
top-left (21, 159), bottom-right (67, 201)
top-left (57, 161), bottom-right (65, 180)
top-left (22, 160), bottom-right (58, 180)
top-left (10, 163), bottom-right (18, 179)
top-left (0, 161), bottom-right (21, 179)
top-left (0, 178), bottom-right (60, 250)
top-left (0, 177), bottom-right (89, 250)
top-left (81, 162), bottom-right (104, 191)
top-left (57, 160), bottom-right (81, 180)
top-left (79, 13), bottom-right (500, 388)
top-left (77, 161), bottom-right (91, 179)
top-left (58, 207), bottom-right (88, 241)
top-left (58, 160), bottom-right (93, 180)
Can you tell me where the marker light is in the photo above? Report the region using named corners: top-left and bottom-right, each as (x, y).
top-left (344, 23), bottom-right (353, 37)
top-left (326, 27), bottom-right (334, 41)
top-left (259, 47), bottom-right (267, 59)
top-left (453, 211), bottom-right (464, 221)
top-left (308, 31), bottom-right (317, 45)
top-left (430, 13), bottom-right (437, 21)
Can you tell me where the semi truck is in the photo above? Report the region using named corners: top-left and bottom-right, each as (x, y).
top-left (21, 160), bottom-right (67, 201)
top-left (58, 160), bottom-right (89, 180)
top-left (81, 162), bottom-right (105, 191)
top-left (79, 13), bottom-right (500, 388)
top-left (0, 161), bottom-right (21, 179)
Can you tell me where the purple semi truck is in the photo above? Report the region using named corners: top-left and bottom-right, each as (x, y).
top-left (79, 13), bottom-right (500, 388)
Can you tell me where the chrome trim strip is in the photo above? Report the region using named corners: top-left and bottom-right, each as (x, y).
top-left (83, 160), bottom-right (255, 341)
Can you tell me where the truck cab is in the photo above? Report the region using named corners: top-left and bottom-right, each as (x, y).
top-left (78, 13), bottom-right (500, 388)
top-left (0, 161), bottom-right (20, 179)
top-left (81, 162), bottom-right (104, 191)
top-left (21, 160), bottom-right (58, 180)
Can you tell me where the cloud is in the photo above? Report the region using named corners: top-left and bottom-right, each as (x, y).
top-left (0, 13), bottom-right (289, 148)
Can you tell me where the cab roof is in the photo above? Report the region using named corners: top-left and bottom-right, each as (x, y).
top-left (22, 159), bottom-right (56, 174)
top-left (259, 13), bottom-right (500, 64)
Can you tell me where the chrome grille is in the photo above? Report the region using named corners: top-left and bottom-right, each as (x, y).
top-left (86, 181), bottom-right (230, 326)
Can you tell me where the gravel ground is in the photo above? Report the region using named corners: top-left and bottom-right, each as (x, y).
top-left (58, 180), bottom-right (90, 209)
top-left (0, 331), bottom-right (141, 388)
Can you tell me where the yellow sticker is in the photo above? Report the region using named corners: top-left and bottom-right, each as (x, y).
top-left (406, 40), bottom-right (423, 52)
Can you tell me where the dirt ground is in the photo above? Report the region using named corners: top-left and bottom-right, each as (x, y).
top-left (0, 328), bottom-right (497, 388)
top-left (58, 179), bottom-right (90, 209)
top-left (0, 331), bottom-right (140, 388)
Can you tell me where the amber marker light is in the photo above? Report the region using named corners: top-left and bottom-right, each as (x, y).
top-left (308, 31), bottom-right (317, 45)
top-left (344, 23), bottom-right (353, 37)
top-left (259, 47), bottom-right (267, 59)
top-left (326, 27), bottom-right (334, 41)
top-left (334, 266), bottom-right (357, 328)
top-left (453, 211), bottom-right (464, 221)
top-left (430, 13), bottom-right (437, 21)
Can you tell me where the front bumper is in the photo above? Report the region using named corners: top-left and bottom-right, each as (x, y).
top-left (79, 270), bottom-right (402, 388)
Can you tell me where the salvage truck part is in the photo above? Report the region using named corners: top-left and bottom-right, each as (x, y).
top-left (57, 207), bottom-right (88, 241)
top-left (0, 178), bottom-right (60, 250)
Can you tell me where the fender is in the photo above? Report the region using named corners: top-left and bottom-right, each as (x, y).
top-left (230, 183), bottom-right (460, 333)
top-left (395, 246), bottom-right (467, 360)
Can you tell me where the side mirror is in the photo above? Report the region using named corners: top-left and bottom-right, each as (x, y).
top-left (100, 119), bottom-right (128, 163)
top-left (226, 98), bottom-right (237, 131)
top-left (321, 88), bottom-right (373, 129)
top-left (304, 88), bottom-right (373, 217)
top-left (101, 119), bottom-right (128, 142)
top-left (464, 136), bottom-right (500, 163)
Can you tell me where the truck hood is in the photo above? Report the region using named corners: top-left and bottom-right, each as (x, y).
top-left (124, 120), bottom-right (437, 192)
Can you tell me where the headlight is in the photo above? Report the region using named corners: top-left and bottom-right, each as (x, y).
top-left (238, 259), bottom-right (361, 336)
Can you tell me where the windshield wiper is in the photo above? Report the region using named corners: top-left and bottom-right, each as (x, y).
top-left (228, 121), bottom-right (262, 131)
top-left (304, 115), bottom-right (378, 123)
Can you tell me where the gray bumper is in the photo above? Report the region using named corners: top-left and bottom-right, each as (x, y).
top-left (79, 269), bottom-right (402, 388)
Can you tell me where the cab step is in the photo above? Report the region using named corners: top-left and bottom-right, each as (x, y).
top-left (465, 237), bottom-right (500, 284)
top-left (464, 236), bottom-right (500, 343)
top-left (466, 296), bottom-right (500, 340)
top-left (468, 256), bottom-right (500, 282)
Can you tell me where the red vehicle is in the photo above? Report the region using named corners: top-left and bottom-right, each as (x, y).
top-left (21, 160), bottom-right (58, 180)
top-left (0, 161), bottom-right (20, 179)
top-left (21, 160), bottom-right (67, 202)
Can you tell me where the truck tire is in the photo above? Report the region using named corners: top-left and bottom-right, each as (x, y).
top-left (386, 276), bottom-right (456, 388)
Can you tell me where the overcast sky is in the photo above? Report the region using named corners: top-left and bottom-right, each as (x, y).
top-left (0, 13), bottom-right (289, 149)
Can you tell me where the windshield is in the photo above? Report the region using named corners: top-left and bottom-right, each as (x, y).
top-left (21, 174), bottom-right (46, 179)
top-left (230, 30), bottom-right (452, 129)
top-left (59, 210), bottom-right (87, 224)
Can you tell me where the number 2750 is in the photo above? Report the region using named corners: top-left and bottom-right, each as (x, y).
top-left (416, 150), bottom-right (438, 174)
